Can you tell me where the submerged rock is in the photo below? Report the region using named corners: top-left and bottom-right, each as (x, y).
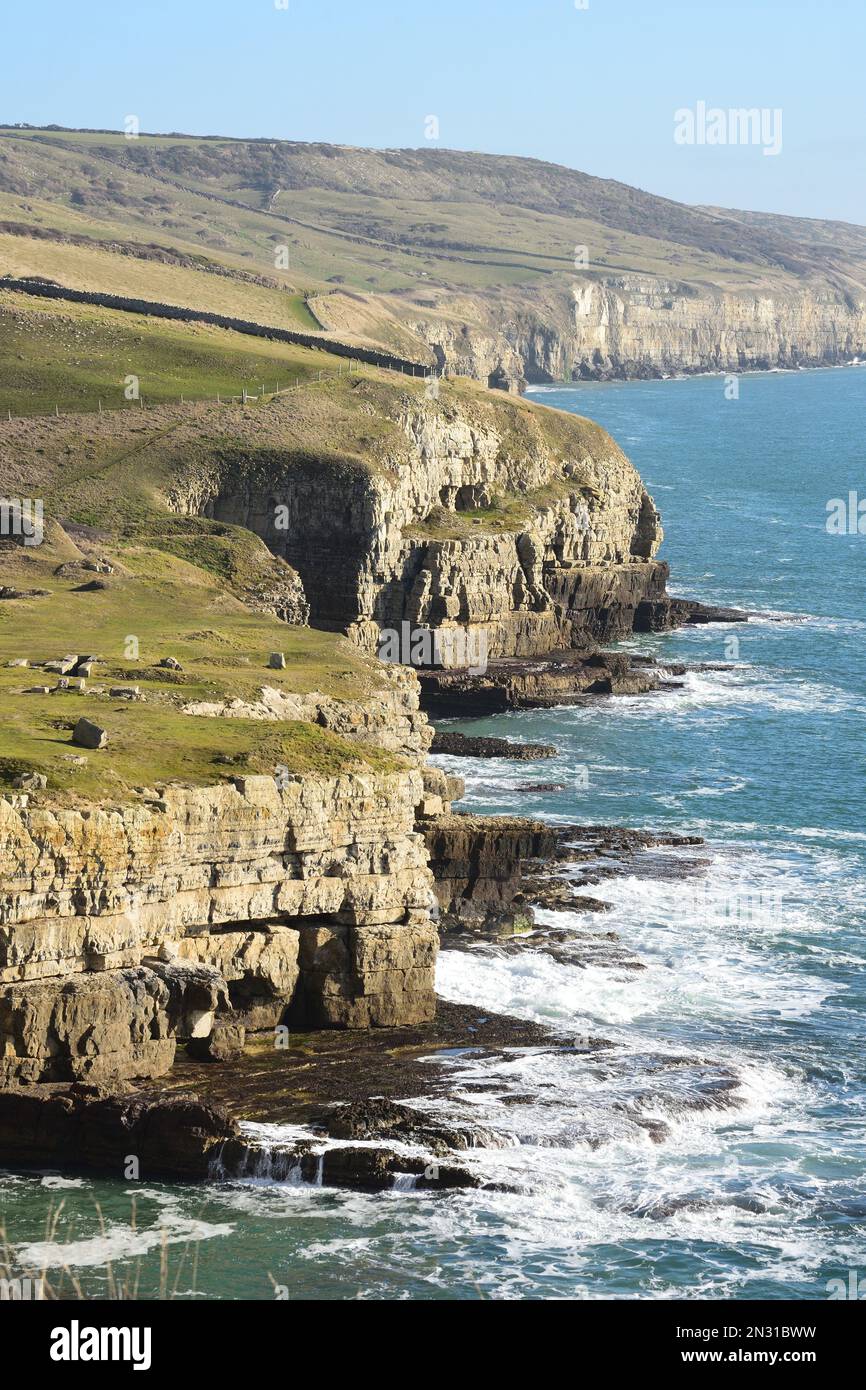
top-left (317, 1096), bottom-right (509, 1154)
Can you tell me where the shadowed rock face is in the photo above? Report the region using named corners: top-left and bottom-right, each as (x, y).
top-left (425, 814), bottom-right (557, 928)
top-left (0, 1088), bottom-right (236, 1180)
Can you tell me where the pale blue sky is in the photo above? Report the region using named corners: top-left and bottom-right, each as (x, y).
top-left (4, 0), bottom-right (864, 223)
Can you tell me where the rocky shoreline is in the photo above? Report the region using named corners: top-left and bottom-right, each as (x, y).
top-left (0, 363), bottom-right (749, 1197)
top-left (0, 619), bottom-right (742, 1193)
top-left (0, 811), bottom-right (722, 1191)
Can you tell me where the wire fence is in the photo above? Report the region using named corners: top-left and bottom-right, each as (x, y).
top-left (2, 357), bottom-right (444, 423)
top-left (1, 275), bottom-right (441, 422)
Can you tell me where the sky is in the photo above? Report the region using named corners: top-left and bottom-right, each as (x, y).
top-left (3, 0), bottom-right (865, 224)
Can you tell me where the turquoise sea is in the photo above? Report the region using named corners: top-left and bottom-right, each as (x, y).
top-left (2, 366), bottom-right (864, 1300)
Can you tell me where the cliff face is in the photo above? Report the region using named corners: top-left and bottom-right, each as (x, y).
top-left (0, 765), bottom-right (438, 1082)
top-left (0, 376), bottom-right (675, 1093)
top-left (174, 387), bottom-right (665, 662)
top-left (410, 281), bottom-right (866, 386)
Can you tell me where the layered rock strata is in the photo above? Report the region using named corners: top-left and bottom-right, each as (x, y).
top-left (0, 768), bottom-right (437, 1083)
top-left (425, 814), bottom-right (556, 929)
top-left (410, 281), bottom-right (866, 389)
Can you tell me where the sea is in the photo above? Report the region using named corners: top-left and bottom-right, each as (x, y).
top-left (2, 365), bottom-right (864, 1300)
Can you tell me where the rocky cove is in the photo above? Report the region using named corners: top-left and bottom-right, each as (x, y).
top-left (0, 375), bottom-right (747, 1196)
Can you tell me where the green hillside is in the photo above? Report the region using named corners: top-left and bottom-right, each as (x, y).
top-left (3, 125), bottom-right (865, 378)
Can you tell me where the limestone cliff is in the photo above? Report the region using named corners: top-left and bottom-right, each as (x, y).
top-left (408, 279), bottom-right (866, 387)
top-left (170, 382), bottom-right (665, 663)
top-left (0, 766), bottom-right (439, 1082)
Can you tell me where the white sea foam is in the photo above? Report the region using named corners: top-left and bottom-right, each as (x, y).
top-left (16, 1198), bottom-right (234, 1271)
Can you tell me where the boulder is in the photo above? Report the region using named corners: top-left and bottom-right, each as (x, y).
top-left (187, 1018), bottom-right (246, 1063)
top-left (72, 717), bottom-right (108, 749)
top-left (12, 772), bottom-right (47, 791)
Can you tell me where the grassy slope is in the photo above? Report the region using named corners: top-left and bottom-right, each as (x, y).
top-left (0, 533), bottom-right (396, 801)
top-left (0, 230), bottom-right (319, 329)
top-left (0, 289), bottom-right (356, 416)
top-left (4, 127), bottom-right (864, 371)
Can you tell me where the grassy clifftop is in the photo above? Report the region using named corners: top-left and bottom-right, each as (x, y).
top-left (0, 287), bottom-right (352, 418)
top-left (0, 528), bottom-right (400, 802)
top-left (0, 309), bottom-right (615, 522)
top-left (0, 269), bottom-right (641, 802)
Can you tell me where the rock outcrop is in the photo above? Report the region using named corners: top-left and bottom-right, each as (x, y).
top-left (425, 814), bottom-right (556, 929)
top-left (0, 1087), bottom-right (236, 1180)
top-left (172, 388), bottom-right (667, 663)
top-left (0, 767), bottom-right (437, 1082)
top-left (0, 1085), bottom-right (484, 1190)
top-left (429, 731), bottom-right (557, 759)
top-left (181, 667), bottom-right (432, 758)
top-left (0, 963), bottom-right (227, 1085)
top-left (417, 649), bottom-right (684, 717)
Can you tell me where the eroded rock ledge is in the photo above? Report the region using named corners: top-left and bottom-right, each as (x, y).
top-left (0, 999), bottom-right (557, 1190)
top-left (0, 768), bottom-right (439, 1084)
